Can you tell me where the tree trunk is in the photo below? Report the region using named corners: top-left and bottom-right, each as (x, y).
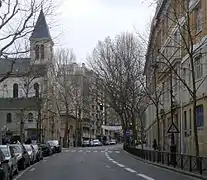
top-left (20, 109), bottom-right (25, 143)
top-left (37, 107), bottom-right (41, 143)
top-left (192, 93), bottom-right (199, 157)
top-left (63, 104), bottom-right (69, 148)
top-left (156, 104), bottom-right (160, 150)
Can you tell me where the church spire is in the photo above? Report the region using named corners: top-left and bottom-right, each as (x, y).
top-left (30, 9), bottom-right (51, 40)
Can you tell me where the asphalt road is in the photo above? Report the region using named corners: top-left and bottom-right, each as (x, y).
top-left (14, 144), bottom-right (200, 180)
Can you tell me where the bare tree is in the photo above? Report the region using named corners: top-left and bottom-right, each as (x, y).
top-left (145, 0), bottom-right (207, 156)
top-left (55, 48), bottom-right (78, 147)
top-left (90, 32), bottom-right (145, 144)
top-left (0, 0), bottom-right (56, 83)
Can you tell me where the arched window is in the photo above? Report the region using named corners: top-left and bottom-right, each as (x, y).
top-left (34, 83), bottom-right (39, 97)
top-left (6, 113), bottom-right (12, 123)
top-left (35, 45), bottom-right (40, 59)
top-left (28, 113), bottom-right (33, 122)
top-left (40, 44), bottom-right (44, 59)
top-left (13, 83), bottom-right (18, 98)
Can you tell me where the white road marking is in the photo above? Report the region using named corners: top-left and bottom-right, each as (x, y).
top-left (137, 174), bottom-right (155, 180)
top-left (71, 150), bottom-right (76, 152)
top-left (43, 159), bottom-right (47, 162)
top-left (94, 150), bottom-right (98, 152)
top-left (117, 163), bottom-right (125, 168)
top-left (125, 168), bottom-right (137, 173)
top-left (30, 168), bottom-right (35, 172)
top-left (105, 165), bottom-right (110, 168)
top-left (108, 151), bottom-right (112, 153)
top-left (101, 150), bottom-right (105, 152)
top-left (44, 157), bottom-right (49, 160)
top-left (78, 150), bottom-right (83, 152)
top-left (112, 160), bottom-right (118, 164)
top-left (115, 151), bottom-right (120, 154)
top-left (86, 150), bottom-right (91, 152)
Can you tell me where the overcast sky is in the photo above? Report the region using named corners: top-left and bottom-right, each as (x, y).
top-left (53, 0), bottom-right (155, 62)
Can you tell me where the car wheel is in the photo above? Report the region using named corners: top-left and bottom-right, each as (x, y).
top-left (9, 167), bottom-right (13, 180)
top-left (14, 167), bottom-right (19, 175)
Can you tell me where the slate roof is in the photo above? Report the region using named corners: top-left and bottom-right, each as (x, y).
top-left (0, 58), bottom-right (30, 75)
top-left (30, 10), bottom-right (51, 40)
top-left (0, 97), bottom-right (42, 110)
top-left (0, 58), bottom-right (47, 76)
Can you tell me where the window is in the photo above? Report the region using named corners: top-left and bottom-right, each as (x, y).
top-left (28, 113), bottom-right (33, 122)
top-left (189, 108), bottom-right (192, 136)
top-left (6, 113), bottom-right (12, 123)
top-left (184, 111), bottom-right (187, 137)
top-left (195, 3), bottom-right (202, 32)
top-left (195, 55), bottom-right (203, 79)
top-left (40, 45), bottom-right (44, 59)
top-left (196, 105), bottom-right (204, 127)
top-left (13, 83), bottom-right (18, 98)
top-left (35, 45), bottom-right (40, 59)
top-left (34, 83), bottom-right (39, 97)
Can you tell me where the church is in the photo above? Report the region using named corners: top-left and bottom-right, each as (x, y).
top-left (0, 10), bottom-right (58, 143)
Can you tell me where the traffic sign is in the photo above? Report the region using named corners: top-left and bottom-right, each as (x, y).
top-left (167, 122), bottom-right (179, 134)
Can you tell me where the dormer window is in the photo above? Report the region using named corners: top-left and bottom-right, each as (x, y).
top-left (41, 44), bottom-right (44, 59)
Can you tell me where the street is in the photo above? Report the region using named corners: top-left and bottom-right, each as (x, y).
top-left (14, 144), bottom-right (199, 180)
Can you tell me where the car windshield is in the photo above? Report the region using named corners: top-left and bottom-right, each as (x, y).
top-left (47, 141), bottom-right (55, 146)
top-left (52, 141), bottom-right (59, 145)
top-left (10, 145), bottom-right (22, 154)
top-left (24, 145), bottom-right (32, 151)
top-left (0, 146), bottom-right (10, 157)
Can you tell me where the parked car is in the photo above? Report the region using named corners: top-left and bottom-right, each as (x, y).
top-left (91, 139), bottom-right (102, 146)
top-left (38, 144), bottom-right (52, 157)
top-left (0, 145), bottom-right (18, 178)
top-left (46, 142), bottom-right (55, 154)
top-left (103, 140), bottom-right (110, 146)
top-left (82, 140), bottom-right (90, 147)
top-left (0, 149), bottom-right (10, 180)
top-left (31, 144), bottom-right (43, 162)
top-left (109, 139), bottom-right (117, 145)
top-left (9, 144), bottom-right (30, 170)
top-left (47, 140), bottom-right (61, 153)
top-left (51, 140), bottom-right (61, 153)
top-left (23, 144), bottom-right (35, 164)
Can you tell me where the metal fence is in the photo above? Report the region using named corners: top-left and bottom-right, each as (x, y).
top-left (124, 145), bottom-right (207, 175)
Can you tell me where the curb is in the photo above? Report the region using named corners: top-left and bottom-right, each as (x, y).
top-left (123, 150), bottom-right (207, 180)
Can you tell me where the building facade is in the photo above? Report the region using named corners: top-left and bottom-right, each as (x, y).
top-left (0, 10), bottom-right (58, 143)
top-left (144, 0), bottom-right (207, 155)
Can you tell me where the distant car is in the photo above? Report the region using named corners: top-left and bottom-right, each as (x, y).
top-left (23, 144), bottom-right (35, 164)
top-left (91, 139), bottom-right (102, 146)
top-left (39, 144), bottom-right (52, 157)
top-left (0, 145), bottom-right (18, 178)
top-left (47, 140), bottom-right (61, 153)
top-left (103, 140), bottom-right (110, 146)
top-left (82, 140), bottom-right (90, 147)
top-left (9, 144), bottom-right (30, 170)
top-left (110, 139), bottom-right (117, 145)
top-left (0, 148), bottom-right (10, 180)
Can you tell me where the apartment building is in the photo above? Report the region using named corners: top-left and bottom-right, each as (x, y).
top-left (144, 0), bottom-right (207, 155)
